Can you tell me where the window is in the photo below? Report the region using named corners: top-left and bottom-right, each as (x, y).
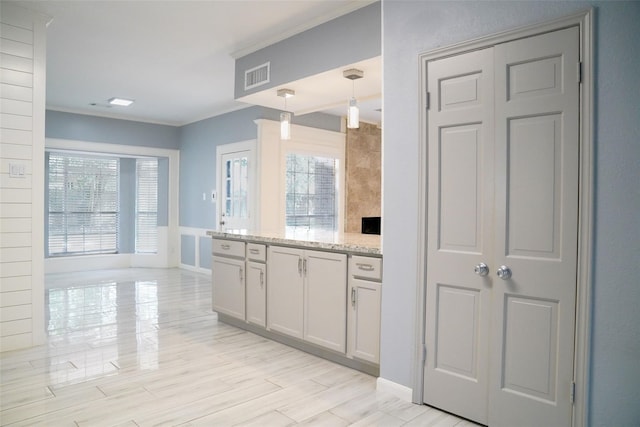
top-left (285, 153), bottom-right (338, 231)
top-left (223, 155), bottom-right (249, 220)
top-left (48, 153), bottom-right (119, 255)
top-left (135, 159), bottom-right (158, 253)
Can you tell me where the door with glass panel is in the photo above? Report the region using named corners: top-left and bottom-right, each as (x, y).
top-left (219, 149), bottom-right (253, 230)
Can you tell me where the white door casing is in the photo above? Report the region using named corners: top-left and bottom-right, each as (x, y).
top-left (423, 26), bottom-right (580, 427)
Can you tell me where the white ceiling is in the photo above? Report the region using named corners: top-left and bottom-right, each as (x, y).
top-left (12, 0), bottom-right (380, 126)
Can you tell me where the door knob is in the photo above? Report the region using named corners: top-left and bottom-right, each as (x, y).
top-left (474, 263), bottom-right (489, 276)
top-left (496, 265), bottom-right (512, 280)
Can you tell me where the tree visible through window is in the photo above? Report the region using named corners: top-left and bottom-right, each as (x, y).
top-left (48, 153), bottom-right (119, 255)
top-left (285, 154), bottom-right (337, 231)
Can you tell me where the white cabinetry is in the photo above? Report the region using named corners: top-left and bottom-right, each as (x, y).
top-left (304, 250), bottom-right (348, 353)
top-left (267, 246), bottom-right (347, 353)
top-left (348, 255), bottom-right (382, 364)
top-left (212, 239), bottom-right (245, 320)
top-left (246, 243), bottom-right (267, 327)
top-left (267, 246), bottom-right (304, 338)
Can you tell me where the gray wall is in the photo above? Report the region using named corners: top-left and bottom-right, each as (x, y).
top-left (46, 110), bottom-right (179, 149)
top-left (381, 1), bottom-right (640, 426)
top-left (234, 2), bottom-right (381, 99)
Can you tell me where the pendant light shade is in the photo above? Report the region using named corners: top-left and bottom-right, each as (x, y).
top-left (277, 88), bottom-right (295, 140)
top-left (343, 68), bottom-right (363, 129)
top-left (280, 111), bottom-right (291, 140)
top-left (348, 97), bottom-right (359, 129)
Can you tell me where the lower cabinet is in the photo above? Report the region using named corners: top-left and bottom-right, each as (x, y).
top-left (348, 256), bottom-right (382, 364)
top-left (245, 261), bottom-right (266, 327)
top-left (212, 238), bottom-right (246, 320)
top-left (267, 245), bottom-right (347, 353)
top-left (267, 246), bottom-right (304, 338)
top-left (210, 237), bottom-right (381, 370)
top-left (212, 255), bottom-right (245, 320)
top-left (304, 250), bottom-right (347, 353)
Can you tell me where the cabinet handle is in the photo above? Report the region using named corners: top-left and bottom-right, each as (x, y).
top-left (303, 258), bottom-right (307, 276)
top-left (298, 258), bottom-right (302, 276)
top-left (356, 263), bottom-right (375, 271)
top-left (221, 244), bottom-right (231, 250)
top-left (351, 288), bottom-right (357, 307)
top-left (260, 270), bottom-right (264, 288)
top-left (239, 267), bottom-right (243, 282)
top-left (249, 248), bottom-right (260, 254)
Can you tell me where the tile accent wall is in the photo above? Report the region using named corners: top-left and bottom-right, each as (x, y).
top-left (345, 122), bottom-right (382, 233)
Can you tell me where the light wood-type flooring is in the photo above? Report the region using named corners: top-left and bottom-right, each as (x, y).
top-left (0, 268), bottom-right (476, 426)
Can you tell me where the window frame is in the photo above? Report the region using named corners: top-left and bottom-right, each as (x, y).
top-left (45, 138), bottom-right (179, 270)
top-left (47, 151), bottom-right (120, 256)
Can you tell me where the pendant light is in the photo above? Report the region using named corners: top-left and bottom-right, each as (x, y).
top-left (277, 88), bottom-right (295, 140)
top-left (343, 69), bottom-right (363, 129)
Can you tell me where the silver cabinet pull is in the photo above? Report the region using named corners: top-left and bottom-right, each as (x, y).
top-left (474, 262), bottom-right (489, 276)
top-left (298, 258), bottom-right (302, 276)
top-left (351, 288), bottom-right (357, 307)
top-left (303, 258), bottom-right (307, 276)
top-left (249, 248), bottom-right (260, 254)
top-left (356, 263), bottom-right (375, 271)
top-left (496, 265), bottom-right (512, 280)
top-left (221, 244), bottom-right (231, 250)
top-left (239, 267), bottom-right (244, 282)
top-left (260, 270), bottom-right (264, 288)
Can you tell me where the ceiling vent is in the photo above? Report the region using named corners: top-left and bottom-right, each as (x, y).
top-left (244, 62), bottom-right (270, 91)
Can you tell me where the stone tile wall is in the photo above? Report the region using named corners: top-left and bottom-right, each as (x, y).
top-left (345, 122), bottom-right (382, 233)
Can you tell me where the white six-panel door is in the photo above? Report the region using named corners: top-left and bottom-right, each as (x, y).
top-left (424, 26), bottom-right (579, 426)
top-left (424, 46), bottom-right (495, 423)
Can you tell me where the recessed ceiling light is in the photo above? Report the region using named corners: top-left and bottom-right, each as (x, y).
top-left (108, 97), bottom-right (134, 107)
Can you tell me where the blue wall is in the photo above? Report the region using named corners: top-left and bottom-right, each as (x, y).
top-left (382, 1), bottom-right (640, 425)
top-left (45, 111), bottom-right (176, 254)
top-left (178, 105), bottom-right (341, 229)
top-left (46, 110), bottom-right (179, 149)
top-left (235, 2), bottom-right (381, 99)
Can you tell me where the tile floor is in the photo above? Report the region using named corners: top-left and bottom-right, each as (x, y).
top-left (0, 268), bottom-right (476, 426)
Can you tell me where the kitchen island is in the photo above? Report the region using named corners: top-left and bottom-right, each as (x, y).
top-left (207, 229), bottom-right (382, 375)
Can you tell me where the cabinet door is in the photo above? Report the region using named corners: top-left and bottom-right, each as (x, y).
top-left (246, 261), bottom-right (266, 327)
top-left (304, 251), bottom-right (347, 353)
top-left (348, 277), bottom-right (381, 364)
top-left (212, 256), bottom-right (245, 320)
top-left (267, 246), bottom-right (304, 339)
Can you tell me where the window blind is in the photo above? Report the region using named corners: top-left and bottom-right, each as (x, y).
top-left (48, 153), bottom-right (119, 255)
top-left (135, 158), bottom-right (158, 254)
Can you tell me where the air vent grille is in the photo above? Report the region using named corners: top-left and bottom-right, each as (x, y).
top-left (244, 62), bottom-right (270, 90)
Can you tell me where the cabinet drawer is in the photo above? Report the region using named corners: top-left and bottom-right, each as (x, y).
top-left (350, 256), bottom-right (382, 281)
top-left (246, 243), bottom-right (266, 262)
top-left (212, 239), bottom-right (245, 258)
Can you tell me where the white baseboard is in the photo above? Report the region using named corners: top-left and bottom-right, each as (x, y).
top-left (180, 263), bottom-right (211, 275)
top-left (45, 254), bottom-right (131, 274)
top-left (376, 377), bottom-right (413, 402)
top-left (44, 227), bottom-right (178, 273)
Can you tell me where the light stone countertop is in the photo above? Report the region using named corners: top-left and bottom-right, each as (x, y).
top-left (206, 228), bottom-right (381, 256)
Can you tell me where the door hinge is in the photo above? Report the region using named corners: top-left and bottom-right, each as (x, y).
top-left (422, 344), bottom-right (427, 363)
top-left (570, 381), bottom-right (576, 404)
top-left (426, 91), bottom-right (431, 110)
top-left (577, 62), bottom-right (582, 84)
